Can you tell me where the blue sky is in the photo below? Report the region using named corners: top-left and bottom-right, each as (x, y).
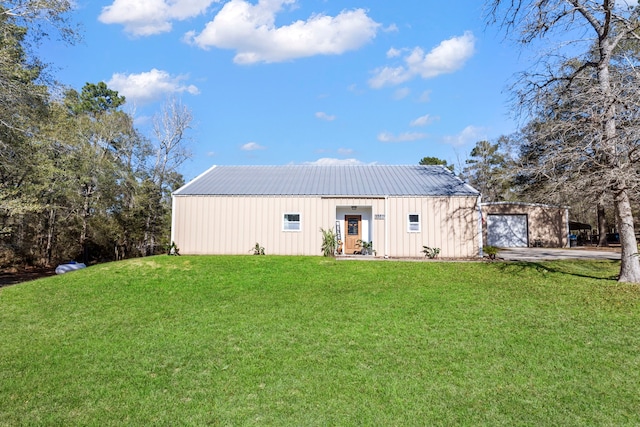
top-left (42, 0), bottom-right (528, 180)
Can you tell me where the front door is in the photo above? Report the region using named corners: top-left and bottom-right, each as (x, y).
top-left (344, 215), bottom-right (362, 254)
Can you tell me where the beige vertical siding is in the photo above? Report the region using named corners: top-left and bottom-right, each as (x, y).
top-left (386, 196), bottom-right (480, 258)
top-left (172, 195), bottom-right (480, 258)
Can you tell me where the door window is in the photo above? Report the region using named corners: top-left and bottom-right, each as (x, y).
top-left (347, 218), bottom-right (359, 235)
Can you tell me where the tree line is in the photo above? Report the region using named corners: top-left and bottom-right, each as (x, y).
top-left (0, 2), bottom-right (191, 268)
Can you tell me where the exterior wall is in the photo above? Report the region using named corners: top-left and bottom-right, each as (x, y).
top-left (481, 203), bottom-right (569, 248)
top-left (386, 196), bottom-right (479, 258)
top-left (172, 195), bottom-right (480, 258)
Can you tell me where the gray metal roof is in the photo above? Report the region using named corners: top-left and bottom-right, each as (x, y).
top-left (173, 165), bottom-right (479, 197)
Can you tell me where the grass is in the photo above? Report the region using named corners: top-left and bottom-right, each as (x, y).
top-left (1, 256), bottom-right (639, 426)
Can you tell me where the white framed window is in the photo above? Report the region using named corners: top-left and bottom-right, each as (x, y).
top-left (408, 213), bottom-right (421, 232)
top-left (283, 213), bottom-right (301, 231)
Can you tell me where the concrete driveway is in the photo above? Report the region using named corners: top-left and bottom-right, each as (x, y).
top-left (498, 247), bottom-right (621, 262)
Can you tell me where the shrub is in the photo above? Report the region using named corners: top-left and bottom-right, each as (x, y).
top-left (320, 228), bottom-right (337, 257)
top-left (484, 245), bottom-right (499, 260)
top-left (251, 243), bottom-right (265, 255)
top-left (422, 246), bottom-right (440, 259)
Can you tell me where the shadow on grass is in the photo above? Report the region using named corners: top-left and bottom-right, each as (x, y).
top-left (493, 259), bottom-right (620, 281)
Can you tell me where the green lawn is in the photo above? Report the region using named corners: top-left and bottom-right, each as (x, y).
top-left (1, 256), bottom-right (639, 426)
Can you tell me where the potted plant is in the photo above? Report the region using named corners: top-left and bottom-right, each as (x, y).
top-left (356, 239), bottom-right (374, 255)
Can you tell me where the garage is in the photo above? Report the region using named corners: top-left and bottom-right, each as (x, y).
top-left (487, 214), bottom-right (528, 247)
top-left (481, 202), bottom-right (569, 248)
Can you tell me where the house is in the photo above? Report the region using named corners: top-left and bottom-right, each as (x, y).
top-left (481, 202), bottom-right (569, 248)
top-left (171, 165), bottom-right (482, 258)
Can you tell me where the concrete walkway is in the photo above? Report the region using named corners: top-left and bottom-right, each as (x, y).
top-left (498, 247), bottom-right (621, 262)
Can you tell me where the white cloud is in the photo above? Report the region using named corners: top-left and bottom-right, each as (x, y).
top-left (305, 157), bottom-right (364, 165)
top-left (393, 87), bottom-right (410, 100)
top-left (369, 32), bottom-right (475, 88)
top-left (377, 131), bottom-right (427, 143)
top-left (368, 65), bottom-right (407, 88)
top-left (410, 114), bottom-right (438, 127)
top-left (107, 69), bottom-right (200, 105)
top-left (337, 147), bottom-right (354, 155)
top-left (241, 142), bottom-right (266, 151)
top-left (443, 125), bottom-right (485, 146)
top-left (187, 0), bottom-right (380, 64)
top-left (386, 47), bottom-right (402, 58)
top-left (315, 111), bottom-right (336, 121)
top-left (383, 23), bottom-right (399, 33)
top-left (347, 83), bottom-right (365, 95)
top-left (418, 90), bottom-right (431, 103)
top-left (99, 0), bottom-right (219, 36)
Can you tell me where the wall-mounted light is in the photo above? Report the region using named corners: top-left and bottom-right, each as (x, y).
top-left (351, 206), bottom-right (357, 210)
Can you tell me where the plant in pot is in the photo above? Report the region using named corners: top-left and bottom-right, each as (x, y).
top-left (356, 239), bottom-right (374, 255)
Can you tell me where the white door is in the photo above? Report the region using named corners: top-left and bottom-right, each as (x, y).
top-left (487, 214), bottom-right (528, 247)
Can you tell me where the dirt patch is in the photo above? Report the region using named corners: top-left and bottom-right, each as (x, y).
top-left (0, 267), bottom-right (56, 288)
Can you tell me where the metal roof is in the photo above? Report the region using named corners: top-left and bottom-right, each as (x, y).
top-left (173, 165), bottom-right (479, 197)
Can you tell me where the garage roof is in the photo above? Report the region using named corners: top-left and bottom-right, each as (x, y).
top-left (174, 165), bottom-right (479, 197)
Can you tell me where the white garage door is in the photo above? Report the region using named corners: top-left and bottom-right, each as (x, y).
top-left (487, 214), bottom-right (528, 247)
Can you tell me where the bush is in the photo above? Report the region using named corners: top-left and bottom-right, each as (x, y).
top-left (320, 228), bottom-right (337, 257)
top-left (250, 243), bottom-right (265, 255)
top-left (484, 245), bottom-right (499, 260)
top-left (422, 246), bottom-right (440, 259)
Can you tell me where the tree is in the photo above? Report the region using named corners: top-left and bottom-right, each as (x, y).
top-left (486, 0), bottom-right (640, 283)
top-left (0, 0), bottom-right (77, 141)
top-left (0, 1), bottom-right (77, 40)
top-left (141, 97), bottom-right (193, 255)
top-left (0, 1), bottom-right (78, 265)
top-left (418, 156), bottom-right (454, 172)
top-left (68, 82), bottom-right (126, 115)
top-left (462, 138), bottom-right (512, 202)
top-left (65, 83), bottom-right (129, 262)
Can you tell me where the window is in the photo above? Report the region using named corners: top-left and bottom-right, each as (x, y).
top-left (408, 214), bottom-right (421, 232)
top-left (347, 217), bottom-right (359, 235)
top-left (283, 213), bottom-right (301, 231)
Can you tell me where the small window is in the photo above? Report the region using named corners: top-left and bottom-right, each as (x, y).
top-left (347, 217), bottom-right (359, 235)
top-left (408, 214), bottom-right (421, 232)
top-left (283, 213), bottom-right (301, 231)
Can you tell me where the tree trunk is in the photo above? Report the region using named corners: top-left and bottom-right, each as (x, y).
top-left (45, 208), bottom-right (56, 266)
top-left (81, 190), bottom-right (90, 264)
top-left (597, 203), bottom-right (608, 247)
top-left (143, 212), bottom-right (152, 256)
top-left (614, 187), bottom-right (640, 283)
top-left (597, 38), bottom-right (640, 282)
